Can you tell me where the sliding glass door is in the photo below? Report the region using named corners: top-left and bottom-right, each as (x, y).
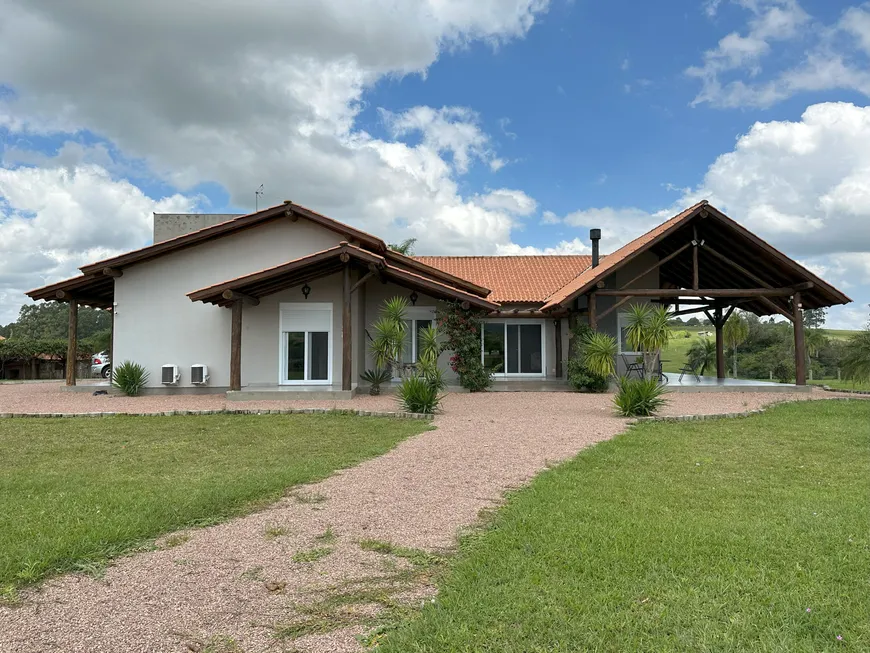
top-left (482, 321), bottom-right (544, 376)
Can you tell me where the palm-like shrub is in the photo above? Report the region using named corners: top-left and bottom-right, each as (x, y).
top-left (369, 297), bottom-right (409, 375)
top-left (582, 332), bottom-right (618, 379)
top-left (723, 312), bottom-right (749, 377)
top-left (360, 368), bottom-right (392, 395)
top-left (686, 338), bottom-right (716, 376)
top-left (842, 329), bottom-right (870, 384)
top-left (623, 304), bottom-right (671, 380)
top-left (397, 375), bottom-right (442, 414)
top-left (111, 361), bottom-right (149, 396)
top-left (613, 376), bottom-right (668, 417)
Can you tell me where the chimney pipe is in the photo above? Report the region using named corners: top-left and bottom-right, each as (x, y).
top-left (590, 228), bottom-right (601, 267)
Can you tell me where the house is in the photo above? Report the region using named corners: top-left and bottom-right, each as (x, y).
top-left (26, 200), bottom-right (850, 394)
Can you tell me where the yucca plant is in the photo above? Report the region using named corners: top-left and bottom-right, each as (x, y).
top-left (582, 332), bottom-right (618, 379)
top-left (360, 368), bottom-right (392, 396)
top-left (369, 297), bottom-right (409, 376)
top-left (613, 376), bottom-right (668, 417)
top-left (623, 304), bottom-right (672, 380)
top-left (111, 360), bottom-right (149, 396)
top-left (397, 375), bottom-right (442, 414)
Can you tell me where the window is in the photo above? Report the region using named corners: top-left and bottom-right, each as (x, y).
top-left (401, 318), bottom-right (433, 364)
top-left (280, 303), bottom-right (332, 384)
top-left (617, 312), bottom-right (640, 355)
top-left (481, 321), bottom-right (544, 376)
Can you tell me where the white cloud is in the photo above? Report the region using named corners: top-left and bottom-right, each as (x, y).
top-left (540, 210), bottom-right (562, 225)
top-left (547, 102), bottom-right (870, 328)
top-left (0, 0), bottom-right (552, 321)
top-left (496, 238), bottom-right (590, 255)
top-left (477, 189), bottom-right (537, 215)
top-left (0, 163), bottom-right (195, 323)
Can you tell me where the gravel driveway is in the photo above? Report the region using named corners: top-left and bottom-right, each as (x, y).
top-left (0, 385), bottom-right (839, 652)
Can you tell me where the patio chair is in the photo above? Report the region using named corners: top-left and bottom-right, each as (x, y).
top-left (678, 361), bottom-right (701, 383)
top-left (621, 355), bottom-right (645, 380)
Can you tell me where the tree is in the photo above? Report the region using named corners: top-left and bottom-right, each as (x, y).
top-left (802, 307), bottom-right (827, 330)
top-left (388, 239), bottom-right (417, 256)
top-left (723, 312), bottom-right (749, 377)
top-left (841, 311), bottom-right (870, 384)
top-left (685, 317), bottom-right (700, 327)
top-left (622, 304), bottom-right (671, 380)
top-left (3, 302), bottom-right (110, 341)
top-left (686, 338), bottom-right (716, 376)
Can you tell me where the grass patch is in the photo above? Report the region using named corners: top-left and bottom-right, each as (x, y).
top-left (263, 524), bottom-right (289, 540)
top-left (810, 378), bottom-right (870, 392)
top-left (0, 413), bottom-right (427, 589)
top-left (291, 491), bottom-right (328, 504)
top-left (359, 539), bottom-right (445, 568)
top-left (315, 527), bottom-right (337, 544)
top-left (291, 547), bottom-right (333, 563)
top-left (379, 401), bottom-right (870, 652)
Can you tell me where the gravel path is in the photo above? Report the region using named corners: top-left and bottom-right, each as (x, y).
top-left (0, 384), bottom-right (849, 652)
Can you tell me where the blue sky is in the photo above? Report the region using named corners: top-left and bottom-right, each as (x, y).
top-left (1, 0), bottom-right (869, 327)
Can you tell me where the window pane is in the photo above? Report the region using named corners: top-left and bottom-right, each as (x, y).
top-left (619, 320), bottom-right (632, 353)
top-left (286, 332), bottom-right (305, 381)
top-left (519, 324), bottom-right (542, 373)
top-left (309, 331), bottom-right (329, 380)
top-left (483, 323), bottom-right (504, 372)
top-left (415, 320), bottom-right (432, 361)
top-left (506, 325), bottom-right (519, 374)
top-left (401, 320), bottom-right (414, 364)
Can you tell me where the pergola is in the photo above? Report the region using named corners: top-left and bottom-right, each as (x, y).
top-left (542, 201), bottom-right (851, 385)
top-left (188, 242), bottom-right (498, 391)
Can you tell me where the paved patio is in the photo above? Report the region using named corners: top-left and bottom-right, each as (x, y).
top-left (0, 383), bottom-right (851, 653)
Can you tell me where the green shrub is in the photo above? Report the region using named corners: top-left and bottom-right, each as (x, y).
top-left (360, 368), bottom-right (392, 396)
top-left (566, 358), bottom-right (609, 393)
top-left (111, 361), bottom-right (149, 396)
top-left (582, 332), bottom-right (618, 379)
top-left (397, 375), bottom-right (442, 414)
top-left (772, 359), bottom-right (795, 384)
top-left (436, 302), bottom-right (492, 392)
top-left (613, 376), bottom-right (668, 417)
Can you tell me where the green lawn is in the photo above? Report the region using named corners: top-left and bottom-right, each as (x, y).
top-left (380, 401), bottom-right (870, 652)
top-left (810, 379), bottom-right (870, 392)
top-left (0, 413), bottom-right (427, 591)
top-left (662, 327), bottom-right (710, 373)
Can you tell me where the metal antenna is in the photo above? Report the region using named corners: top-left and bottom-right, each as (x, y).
top-left (255, 184), bottom-right (264, 211)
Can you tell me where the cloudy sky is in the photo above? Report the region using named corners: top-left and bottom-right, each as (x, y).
top-left (1, 0), bottom-right (869, 327)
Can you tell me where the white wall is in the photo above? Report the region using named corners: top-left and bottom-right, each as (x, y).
top-left (113, 219), bottom-right (343, 388)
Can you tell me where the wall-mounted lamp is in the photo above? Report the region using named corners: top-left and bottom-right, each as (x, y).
top-left (409, 291), bottom-right (418, 306)
top-left (301, 283), bottom-right (311, 299)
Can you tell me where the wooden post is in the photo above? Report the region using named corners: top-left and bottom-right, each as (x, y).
top-left (342, 263), bottom-right (352, 391)
top-left (554, 318), bottom-right (563, 379)
top-left (66, 300), bottom-right (78, 386)
top-left (108, 307), bottom-right (115, 371)
top-left (714, 306), bottom-right (725, 380)
top-left (230, 299), bottom-right (242, 391)
top-left (692, 225), bottom-right (700, 290)
top-left (588, 293), bottom-right (597, 331)
top-left (793, 292), bottom-right (806, 386)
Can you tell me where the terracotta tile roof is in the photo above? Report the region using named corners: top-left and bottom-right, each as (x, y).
top-left (414, 255), bottom-right (593, 304)
top-left (540, 201), bottom-right (709, 311)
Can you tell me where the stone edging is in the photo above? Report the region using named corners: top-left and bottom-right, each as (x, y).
top-left (0, 407), bottom-right (434, 421)
top-left (820, 386), bottom-right (870, 396)
top-left (632, 396), bottom-right (865, 423)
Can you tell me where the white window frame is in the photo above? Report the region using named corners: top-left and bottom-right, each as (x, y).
top-left (617, 312), bottom-right (641, 356)
top-left (480, 319), bottom-right (547, 378)
top-left (401, 307), bottom-right (437, 364)
top-left (279, 302), bottom-right (333, 385)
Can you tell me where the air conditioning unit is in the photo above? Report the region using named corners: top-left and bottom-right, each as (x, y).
top-left (190, 364), bottom-right (209, 385)
top-left (161, 364), bottom-right (180, 385)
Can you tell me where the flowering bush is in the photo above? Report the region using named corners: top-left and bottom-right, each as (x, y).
top-left (435, 302), bottom-right (492, 392)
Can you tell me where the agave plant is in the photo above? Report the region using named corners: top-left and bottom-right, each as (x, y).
top-left (613, 376), bottom-right (668, 417)
top-left (111, 360), bottom-right (149, 396)
top-left (360, 368), bottom-right (392, 396)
